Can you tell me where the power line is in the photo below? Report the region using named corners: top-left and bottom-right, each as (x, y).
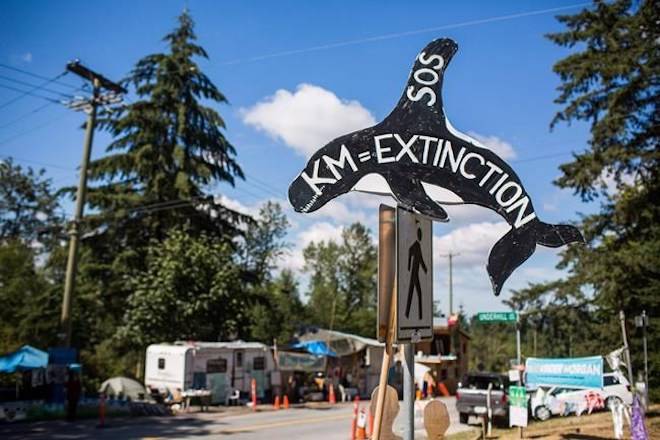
top-left (221, 2), bottom-right (591, 65)
top-left (0, 63), bottom-right (79, 89)
top-left (0, 71), bottom-right (73, 110)
top-left (0, 102), bottom-right (55, 130)
top-left (0, 74), bottom-right (73, 98)
top-left (0, 82), bottom-right (63, 104)
top-left (0, 110), bottom-right (69, 148)
top-left (243, 172), bottom-right (284, 199)
top-left (0, 154), bottom-right (74, 171)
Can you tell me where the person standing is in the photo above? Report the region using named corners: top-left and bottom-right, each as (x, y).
top-left (66, 370), bottom-right (82, 421)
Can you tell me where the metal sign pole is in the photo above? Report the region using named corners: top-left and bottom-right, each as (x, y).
top-left (403, 342), bottom-right (415, 440)
top-left (516, 313), bottom-right (523, 439)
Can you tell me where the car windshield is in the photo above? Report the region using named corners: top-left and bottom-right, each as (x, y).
top-left (464, 375), bottom-right (504, 390)
top-left (551, 387), bottom-right (580, 396)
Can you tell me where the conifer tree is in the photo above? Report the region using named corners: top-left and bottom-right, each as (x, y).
top-left (66, 10), bottom-right (248, 367)
top-left (513, 0), bottom-right (658, 397)
top-left (87, 10), bottom-right (246, 241)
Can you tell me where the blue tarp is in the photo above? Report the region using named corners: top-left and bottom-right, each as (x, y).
top-left (291, 340), bottom-right (337, 357)
top-left (0, 345), bottom-right (49, 373)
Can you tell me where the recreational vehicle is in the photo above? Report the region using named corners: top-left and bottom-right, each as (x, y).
top-left (144, 341), bottom-right (275, 404)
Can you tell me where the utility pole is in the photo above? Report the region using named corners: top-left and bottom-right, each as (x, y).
top-left (439, 252), bottom-right (459, 315)
top-left (618, 311), bottom-right (635, 390)
top-left (59, 61), bottom-right (125, 347)
top-left (635, 311), bottom-right (649, 404)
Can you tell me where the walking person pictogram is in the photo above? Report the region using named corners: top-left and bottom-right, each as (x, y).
top-left (405, 225), bottom-right (427, 319)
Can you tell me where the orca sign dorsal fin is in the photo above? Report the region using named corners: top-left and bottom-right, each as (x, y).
top-left (393, 38), bottom-right (458, 120)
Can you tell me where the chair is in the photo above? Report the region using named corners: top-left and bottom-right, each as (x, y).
top-left (226, 388), bottom-right (240, 406)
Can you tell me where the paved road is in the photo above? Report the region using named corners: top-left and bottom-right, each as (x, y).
top-left (1, 398), bottom-right (473, 439)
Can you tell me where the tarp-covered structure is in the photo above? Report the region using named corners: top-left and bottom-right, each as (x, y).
top-left (297, 328), bottom-right (382, 357)
top-left (0, 345), bottom-right (48, 373)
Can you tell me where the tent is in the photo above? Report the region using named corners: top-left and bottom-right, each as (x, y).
top-left (0, 345), bottom-right (48, 373)
top-left (99, 377), bottom-right (152, 401)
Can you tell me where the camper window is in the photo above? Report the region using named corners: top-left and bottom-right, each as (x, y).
top-left (236, 351), bottom-right (243, 368)
top-left (207, 358), bottom-right (227, 374)
top-left (158, 358), bottom-right (165, 370)
top-left (253, 356), bottom-right (265, 371)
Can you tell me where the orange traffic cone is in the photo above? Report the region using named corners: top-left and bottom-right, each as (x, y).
top-left (438, 382), bottom-right (450, 397)
top-left (274, 395), bottom-right (280, 410)
top-left (356, 408), bottom-right (367, 439)
top-left (351, 395), bottom-right (359, 440)
top-left (329, 383), bottom-right (336, 404)
top-left (251, 378), bottom-right (257, 411)
top-left (283, 395), bottom-right (290, 409)
top-left (367, 406), bottom-right (373, 438)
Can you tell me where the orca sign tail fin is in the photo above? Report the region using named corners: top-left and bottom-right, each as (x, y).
top-left (534, 222), bottom-right (585, 248)
top-left (487, 220), bottom-right (584, 296)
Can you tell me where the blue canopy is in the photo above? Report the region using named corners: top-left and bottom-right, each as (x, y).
top-left (291, 340), bottom-right (337, 357)
top-left (0, 345), bottom-right (48, 373)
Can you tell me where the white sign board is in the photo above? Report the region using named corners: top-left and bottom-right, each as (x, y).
top-left (396, 208), bottom-right (433, 342)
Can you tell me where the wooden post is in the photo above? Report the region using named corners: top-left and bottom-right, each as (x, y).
top-left (373, 206), bottom-right (396, 440)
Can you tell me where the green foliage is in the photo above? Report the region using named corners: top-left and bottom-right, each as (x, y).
top-left (117, 228), bottom-right (246, 347)
top-left (240, 201), bottom-right (290, 281)
top-left (503, 0), bottom-right (659, 399)
top-left (0, 159), bottom-right (63, 248)
top-left (84, 9), bottom-right (248, 253)
top-left (465, 318), bottom-right (517, 373)
top-left (249, 270), bottom-right (305, 344)
top-left (0, 162), bottom-right (63, 353)
top-left (57, 10), bottom-right (252, 380)
top-left (303, 223), bottom-right (377, 337)
top-left (0, 241), bottom-right (60, 353)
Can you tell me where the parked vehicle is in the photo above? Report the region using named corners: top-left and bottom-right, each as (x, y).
top-left (456, 372), bottom-right (510, 425)
top-left (530, 373), bottom-right (632, 421)
top-left (145, 341), bottom-right (275, 405)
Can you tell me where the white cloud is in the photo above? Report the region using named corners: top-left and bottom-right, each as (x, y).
top-left (307, 199), bottom-right (368, 225)
top-left (467, 131), bottom-right (516, 159)
top-left (281, 222), bottom-right (344, 272)
top-left (298, 222), bottom-right (344, 246)
top-left (442, 204), bottom-right (501, 227)
top-left (434, 221), bottom-right (511, 267)
top-left (241, 84), bottom-right (376, 157)
top-left (214, 194), bottom-right (259, 217)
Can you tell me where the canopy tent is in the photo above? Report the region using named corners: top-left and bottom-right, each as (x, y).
top-left (99, 377), bottom-right (152, 401)
top-left (297, 328), bottom-right (383, 357)
top-left (0, 345), bottom-right (48, 373)
top-left (291, 340), bottom-right (337, 357)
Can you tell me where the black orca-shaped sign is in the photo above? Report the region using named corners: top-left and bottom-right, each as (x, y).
top-left (288, 38), bottom-right (584, 296)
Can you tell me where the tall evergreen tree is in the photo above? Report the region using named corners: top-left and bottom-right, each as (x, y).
top-left (61, 10), bottom-right (249, 374)
top-left (515, 0), bottom-right (658, 397)
top-left (87, 9), bottom-right (246, 241)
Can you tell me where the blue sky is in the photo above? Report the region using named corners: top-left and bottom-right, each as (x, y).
top-left (1, 0), bottom-right (596, 315)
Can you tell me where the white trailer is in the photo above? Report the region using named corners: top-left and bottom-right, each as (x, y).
top-left (145, 341), bottom-right (275, 404)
